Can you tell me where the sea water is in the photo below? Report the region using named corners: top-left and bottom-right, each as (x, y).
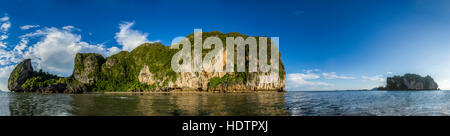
top-left (0, 91), bottom-right (449, 116)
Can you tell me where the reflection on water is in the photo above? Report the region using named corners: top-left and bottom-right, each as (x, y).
top-left (69, 94), bottom-right (142, 116)
top-left (0, 92), bottom-right (10, 116)
top-left (4, 91), bottom-right (450, 116)
top-left (133, 93), bottom-right (288, 116)
top-left (5, 92), bottom-right (287, 116)
top-left (8, 93), bottom-right (72, 116)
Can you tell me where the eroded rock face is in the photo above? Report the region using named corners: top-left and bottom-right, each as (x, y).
top-left (73, 53), bottom-right (105, 84)
top-left (124, 32), bottom-right (286, 92)
top-left (8, 31), bottom-right (286, 93)
top-left (8, 59), bottom-right (34, 92)
top-left (383, 74), bottom-right (438, 90)
top-left (138, 65), bottom-right (155, 85)
top-left (64, 84), bottom-right (88, 93)
top-left (138, 49), bottom-right (285, 92)
top-left (162, 71), bottom-right (285, 92)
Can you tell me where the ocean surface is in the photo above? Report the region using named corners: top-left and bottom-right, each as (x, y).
top-left (1, 90), bottom-right (450, 116)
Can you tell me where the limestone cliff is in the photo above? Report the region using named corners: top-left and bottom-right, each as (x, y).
top-left (8, 59), bottom-right (34, 92)
top-left (8, 31), bottom-right (286, 93)
top-left (73, 53), bottom-right (105, 85)
top-left (378, 74), bottom-right (439, 90)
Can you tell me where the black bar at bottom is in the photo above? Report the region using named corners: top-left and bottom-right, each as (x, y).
top-left (0, 116), bottom-right (445, 135)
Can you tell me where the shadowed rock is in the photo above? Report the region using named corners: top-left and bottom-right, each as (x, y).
top-left (378, 74), bottom-right (439, 90)
top-left (8, 59), bottom-right (34, 92)
top-left (73, 53), bottom-right (105, 85)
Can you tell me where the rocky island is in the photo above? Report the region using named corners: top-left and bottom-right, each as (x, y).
top-left (377, 74), bottom-right (439, 90)
top-left (8, 31), bottom-right (286, 93)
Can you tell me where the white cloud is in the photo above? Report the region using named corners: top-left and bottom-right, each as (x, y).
top-left (286, 72), bottom-right (332, 91)
top-left (0, 15), bottom-right (9, 22)
top-left (288, 73), bottom-right (321, 80)
top-left (305, 69), bottom-right (320, 73)
top-left (0, 65), bottom-right (15, 91)
top-left (20, 27), bottom-right (120, 75)
top-left (105, 46), bottom-right (121, 56)
top-left (387, 72), bottom-right (393, 75)
top-left (286, 69), bottom-right (362, 90)
top-left (20, 25), bottom-right (40, 30)
top-left (322, 72), bottom-right (356, 79)
top-left (115, 21), bottom-right (150, 51)
top-left (362, 75), bottom-right (385, 82)
top-left (0, 48), bottom-right (19, 65)
top-left (0, 41), bottom-right (6, 48)
top-left (0, 24), bottom-right (121, 91)
top-left (0, 22), bottom-right (10, 33)
top-left (0, 16), bottom-right (141, 91)
top-left (0, 14), bottom-right (10, 49)
top-left (62, 25), bottom-right (80, 31)
top-left (0, 35), bottom-right (7, 40)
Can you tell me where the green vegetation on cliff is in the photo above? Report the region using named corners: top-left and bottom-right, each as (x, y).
top-left (8, 59), bottom-right (34, 91)
top-left (9, 31), bottom-right (286, 93)
top-left (209, 73), bottom-right (246, 88)
top-left (186, 31), bottom-right (286, 89)
top-left (378, 74), bottom-right (439, 90)
top-left (20, 70), bottom-right (60, 90)
top-left (93, 43), bottom-right (178, 92)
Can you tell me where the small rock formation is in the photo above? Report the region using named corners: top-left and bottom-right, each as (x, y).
top-left (8, 59), bottom-right (34, 92)
top-left (7, 59), bottom-right (89, 93)
top-left (378, 74), bottom-right (439, 90)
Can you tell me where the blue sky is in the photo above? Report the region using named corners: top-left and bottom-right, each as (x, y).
top-left (1, 0), bottom-right (450, 91)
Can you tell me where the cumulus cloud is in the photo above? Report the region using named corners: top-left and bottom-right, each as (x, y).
top-left (322, 72), bottom-right (356, 79)
top-left (362, 75), bottom-right (385, 82)
top-left (20, 25), bottom-right (40, 30)
top-left (20, 27), bottom-right (120, 75)
top-left (0, 21), bottom-right (121, 91)
top-left (0, 19), bottom-right (160, 91)
top-left (115, 21), bottom-right (151, 52)
top-left (286, 70), bottom-right (333, 91)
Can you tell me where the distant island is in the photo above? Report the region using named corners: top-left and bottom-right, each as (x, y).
top-left (7, 31), bottom-right (286, 93)
top-left (377, 74), bottom-right (439, 90)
